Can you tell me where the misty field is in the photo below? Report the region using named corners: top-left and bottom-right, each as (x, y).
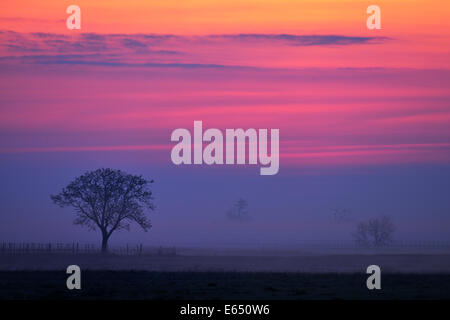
top-left (1, 253), bottom-right (450, 299)
top-left (2, 252), bottom-right (450, 273)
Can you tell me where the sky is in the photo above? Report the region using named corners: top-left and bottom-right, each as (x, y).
top-left (0, 1), bottom-right (450, 247)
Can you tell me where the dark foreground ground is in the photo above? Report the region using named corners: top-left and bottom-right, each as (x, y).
top-left (3, 253), bottom-right (450, 272)
top-left (1, 271), bottom-right (450, 300)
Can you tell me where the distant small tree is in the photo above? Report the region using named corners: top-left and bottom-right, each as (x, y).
top-left (227, 198), bottom-right (251, 222)
top-left (353, 215), bottom-right (395, 247)
top-left (51, 168), bottom-right (155, 253)
top-left (332, 207), bottom-right (352, 223)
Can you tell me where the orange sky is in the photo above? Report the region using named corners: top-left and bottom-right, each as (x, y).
top-left (1, 1), bottom-right (449, 70)
top-left (0, 0), bottom-right (449, 36)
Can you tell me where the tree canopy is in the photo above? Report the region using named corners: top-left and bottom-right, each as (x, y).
top-left (51, 168), bottom-right (155, 252)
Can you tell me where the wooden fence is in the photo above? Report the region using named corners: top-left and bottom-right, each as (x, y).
top-left (1, 241), bottom-right (449, 256)
top-left (0, 243), bottom-right (177, 256)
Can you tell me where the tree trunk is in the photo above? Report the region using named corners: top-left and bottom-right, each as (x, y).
top-left (101, 232), bottom-right (109, 253)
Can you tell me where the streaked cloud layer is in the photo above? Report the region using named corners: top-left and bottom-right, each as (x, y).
top-left (0, 31), bottom-right (389, 69)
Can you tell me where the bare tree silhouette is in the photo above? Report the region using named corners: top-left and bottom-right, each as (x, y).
top-left (51, 168), bottom-right (155, 253)
top-left (353, 215), bottom-right (395, 247)
top-left (331, 207), bottom-right (352, 223)
top-left (227, 198), bottom-right (251, 222)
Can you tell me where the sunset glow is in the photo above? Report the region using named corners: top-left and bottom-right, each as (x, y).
top-left (1, 1), bottom-right (450, 244)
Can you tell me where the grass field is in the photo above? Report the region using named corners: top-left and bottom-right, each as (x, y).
top-left (1, 253), bottom-right (450, 299)
top-left (1, 271), bottom-right (450, 300)
top-left (2, 253), bottom-right (450, 273)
